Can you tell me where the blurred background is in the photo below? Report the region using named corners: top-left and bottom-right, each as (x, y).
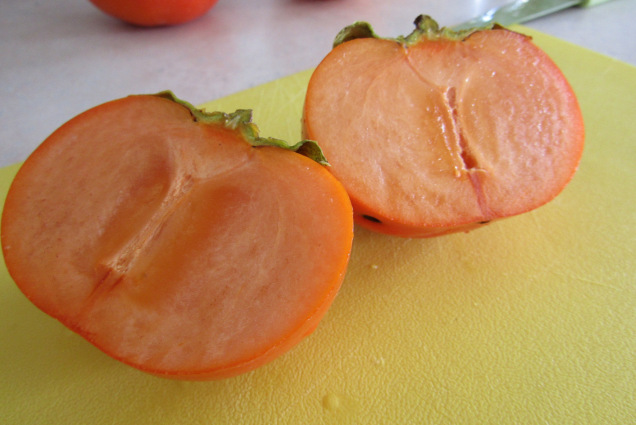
top-left (1, 0), bottom-right (635, 167)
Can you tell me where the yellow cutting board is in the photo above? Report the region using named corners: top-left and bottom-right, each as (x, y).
top-left (1, 27), bottom-right (635, 424)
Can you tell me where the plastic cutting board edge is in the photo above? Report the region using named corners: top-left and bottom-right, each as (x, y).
top-left (1, 26), bottom-right (635, 424)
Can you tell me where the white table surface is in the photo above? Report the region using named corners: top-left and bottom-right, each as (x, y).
top-left (1, 0), bottom-right (635, 168)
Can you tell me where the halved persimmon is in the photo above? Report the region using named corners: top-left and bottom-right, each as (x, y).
top-left (1, 92), bottom-right (353, 379)
top-left (303, 16), bottom-right (585, 237)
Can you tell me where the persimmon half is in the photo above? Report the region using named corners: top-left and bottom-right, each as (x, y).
top-left (1, 92), bottom-right (353, 380)
top-left (302, 16), bottom-right (585, 237)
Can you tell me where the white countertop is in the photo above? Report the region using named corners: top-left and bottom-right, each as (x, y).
top-left (1, 0), bottom-right (635, 167)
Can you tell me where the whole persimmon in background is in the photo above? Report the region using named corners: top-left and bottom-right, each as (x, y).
top-left (88, 0), bottom-right (219, 27)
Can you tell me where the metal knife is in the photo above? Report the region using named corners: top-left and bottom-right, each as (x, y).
top-left (453, 0), bottom-right (612, 31)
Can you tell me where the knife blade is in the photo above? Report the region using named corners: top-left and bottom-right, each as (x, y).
top-left (452, 0), bottom-right (611, 31)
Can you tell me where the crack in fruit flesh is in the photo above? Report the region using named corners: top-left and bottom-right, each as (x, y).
top-left (442, 86), bottom-right (479, 173)
top-left (440, 84), bottom-right (492, 220)
top-left (91, 173), bottom-right (196, 300)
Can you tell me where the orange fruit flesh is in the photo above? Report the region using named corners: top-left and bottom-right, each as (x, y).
top-left (303, 29), bottom-right (584, 237)
top-left (1, 95), bottom-right (353, 379)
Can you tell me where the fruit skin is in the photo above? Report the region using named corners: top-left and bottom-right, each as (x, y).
top-left (88, 0), bottom-right (219, 27)
top-left (303, 15), bottom-right (584, 238)
top-left (1, 92), bottom-right (353, 380)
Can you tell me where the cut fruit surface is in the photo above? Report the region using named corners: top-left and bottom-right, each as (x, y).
top-left (303, 16), bottom-right (584, 237)
top-left (1, 93), bottom-right (353, 379)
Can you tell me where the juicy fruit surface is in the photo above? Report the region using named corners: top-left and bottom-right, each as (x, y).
top-left (1, 95), bottom-right (353, 379)
top-left (303, 29), bottom-right (584, 237)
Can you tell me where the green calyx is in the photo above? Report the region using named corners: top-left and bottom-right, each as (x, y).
top-left (153, 91), bottom-right (329, 166)
top-left (333, 14), bottom-right (494, 48)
